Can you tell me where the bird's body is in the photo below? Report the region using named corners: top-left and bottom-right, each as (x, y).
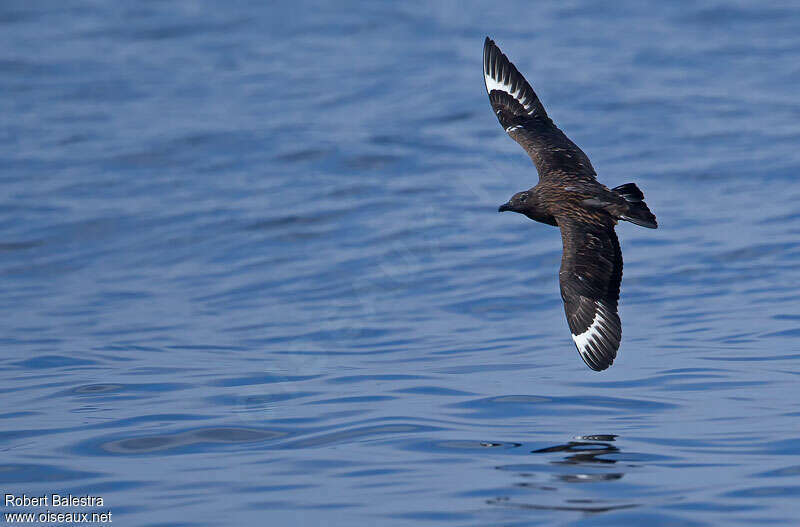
top-left (485, 37), bottom-right (657, 371)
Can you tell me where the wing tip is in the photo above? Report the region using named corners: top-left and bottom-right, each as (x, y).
top-left (483, 37), bottom-right (500, 88)
top-left (572, 335), bottom-right (615, 371)
top-left (482, 38), bottom-right (542, 119)
top-left (570, 303), bottom-right (621, 372)
top-left (579, 349), bottom-right (614, 371)
top-left (484, 36), bottom-right (497, 58)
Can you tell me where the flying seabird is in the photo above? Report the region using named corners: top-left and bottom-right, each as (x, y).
top-left (485, 37), bottom-right (657, 371)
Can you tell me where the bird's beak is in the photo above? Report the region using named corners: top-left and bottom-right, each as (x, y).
top-left (498, 202), bottom-right (512, 212)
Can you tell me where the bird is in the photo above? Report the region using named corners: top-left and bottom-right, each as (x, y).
top-left (484, 37), bottom-right (657, 371)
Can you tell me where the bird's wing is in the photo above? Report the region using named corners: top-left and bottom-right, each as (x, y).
top-left (556, 216), bottom-right (623, 371)
top-left (483, 37), bottom-right (596, 181)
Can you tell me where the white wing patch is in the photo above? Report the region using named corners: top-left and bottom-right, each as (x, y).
top-left (571, 302), bottom-right (616, 358)
top-left (484, 70), bottom-right (535, 115)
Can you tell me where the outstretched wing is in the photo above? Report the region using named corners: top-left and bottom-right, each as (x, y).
top-left (557, 217), bottom-right (623, 371)
top-left (483, 37), bottom-right (596, 181)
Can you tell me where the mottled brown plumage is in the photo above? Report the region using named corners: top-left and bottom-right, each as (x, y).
top-left (486, 37), bottom-right (657, 371)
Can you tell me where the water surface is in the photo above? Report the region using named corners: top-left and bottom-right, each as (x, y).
top-left (2, 1), bottom-right (800, 525)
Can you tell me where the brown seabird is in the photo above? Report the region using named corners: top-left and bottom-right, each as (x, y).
top-left (485, 37), bottom-right (657, 371)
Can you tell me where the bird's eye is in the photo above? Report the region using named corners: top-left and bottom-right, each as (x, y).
top-left (519, 193), bottom-right (528, 202)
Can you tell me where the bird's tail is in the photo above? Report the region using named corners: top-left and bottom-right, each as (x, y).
top-left (613, 183), bottom-right (658, 229)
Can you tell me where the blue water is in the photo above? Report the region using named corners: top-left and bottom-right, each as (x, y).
top-left (2, 1), bottom-right (800, 525)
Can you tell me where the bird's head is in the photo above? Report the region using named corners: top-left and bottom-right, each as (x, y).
top-left (498, 190), bottom-right (536, 214)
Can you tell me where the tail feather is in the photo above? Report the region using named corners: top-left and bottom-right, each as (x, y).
top-left (612, 183), bottom-right (644, 202)
top-left (614, 183), bottom-right (657, 229)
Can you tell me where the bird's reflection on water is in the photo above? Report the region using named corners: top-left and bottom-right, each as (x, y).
top-left (489, 434), bottom-right (636, 513)
top-left (533, 434), bottom-right (623, 482)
